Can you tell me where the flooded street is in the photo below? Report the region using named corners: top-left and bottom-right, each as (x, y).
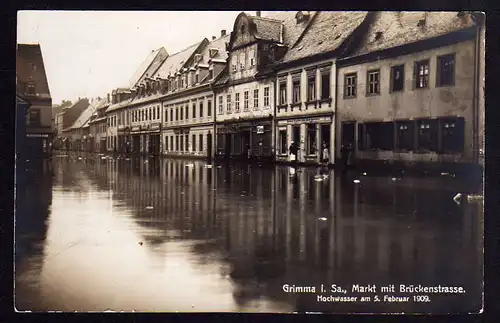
top-left (14, 155), bottom-right (483, 313)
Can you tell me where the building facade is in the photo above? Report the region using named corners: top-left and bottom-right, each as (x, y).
top-left (335, 12), bottom-right (484, 168)
top-left (16, 44), bottom-right (53, 158)
top-left (213, 13), bottom-right (282, 162)
top-left (271, 11), bottom-right (370, 165)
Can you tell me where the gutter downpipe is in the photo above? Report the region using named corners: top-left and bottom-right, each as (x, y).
top-left (472, 14), bottom-right (481, 165)
top-left (273, 67), bottom-right (278, 165)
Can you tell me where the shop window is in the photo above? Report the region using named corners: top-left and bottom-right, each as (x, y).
top-left (199, 134), bottom-right (203, 152)
top-left (391, 65), bottom-right (405, 92)
top-left (218, 96), bottom-right (224, 114)
top-left (437, 54), bottom-right (455, 87)
top-left (207, 100), bottom-right (212, 117)
top-left (396, 120), bottom-right (415, 151)
top-left (244, 91), bottom-right (249, 111)
top-left (357, 123), bottom-right (365, 150)
top-left (441, 117), bottom-right (464, 153)
top-left (417, 119), bottom-right (438, 151)
top-left (364, 122), bottom-right (394, 150)
top-left (253, 89), bottom-right (259, 109)
top-left (278, 130), bottom-right (287, 154)
top-left (344, 73), bottom-right (357, 98)
top-left (226, 94), bottom-right (232, 113)
top-left (415, 60), bottom-right (429, 89)
top-left (28, 109), bottom-right (41, 126)
top-left (279, 82), bottom-right (287, 105)
top-left (235, 93), bottom-right (240, 112)
top-left (264, 87), bottom-right (270, 107)
top-left (192, 103), bottom-right (196, 119)
top-left (321, 71), bottom-right (330, 99)
top-left (367, 69), bottom-right (380, 95)
top-left (307, 124), bottom-right (317, 154)
top-left (307, 75), bottom-right (316, 101)
top-left (293, 80), bottom-right (300, 103)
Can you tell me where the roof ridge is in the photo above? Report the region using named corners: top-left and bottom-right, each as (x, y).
top-left (251, 15), bottom-right (283, 23)
top-left (168, 40), bottom-right (205, 57)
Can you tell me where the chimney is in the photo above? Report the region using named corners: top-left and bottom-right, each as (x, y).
top-left (107, 93), bottom-right (110, 102)
top-left (221, 29), bottom-right (226, 37)
top-left (256, 11), bottom-right (261, 17)
top-left (212, 36), bottom-right (216, 40)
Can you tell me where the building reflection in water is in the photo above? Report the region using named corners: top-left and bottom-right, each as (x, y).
top-left (15, 156), bottom-right (482, 313)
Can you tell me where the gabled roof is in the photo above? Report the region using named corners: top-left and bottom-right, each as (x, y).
top-left (65, 98), bottom-right (106, 131)
top-left (16, 44), bottom-right (51, 99)
top-left (155, 41), bottom-right (205, 79)
top-left (250, 16), bottom-right (283, 42)
top-left (348, 11), bottom-right (475, 57)
top-left (128, 47), bottom-right (169, 88)
top-left (278, 11), bottom-right (368, 64)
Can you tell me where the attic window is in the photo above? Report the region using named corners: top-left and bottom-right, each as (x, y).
top-left (241, 24), bottom-right (246, 34)
top-left (209, 48), bottom-right (219, 58)
top-left (375, 31), bottom-right (383, 40)
top-left (27, 82), bottom-right (36, 95)
top-left (194, 54), bottom-right (203, 63)
top-left (417, 18), bottom-right (426, 27)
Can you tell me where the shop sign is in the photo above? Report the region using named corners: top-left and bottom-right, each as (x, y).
top-left (131, 126), bottom-right (140, 132)
top-left (26, 133), bottom-right (49, 138)
top-left (256, 125), bottom-right (264, 134)
top-left (277, 116), bottom-right (331, 126)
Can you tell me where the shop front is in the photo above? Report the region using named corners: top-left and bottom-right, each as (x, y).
top-left (275, 114), bottom-right (334, 165)
top-left (117, 126), bottom-right (131, 155)
top-left (130, 126), bottom-right (141, 155)
top-left (216, 117), bottom-right (273, 162)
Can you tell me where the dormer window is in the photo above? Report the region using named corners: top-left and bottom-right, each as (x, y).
top-left (194, 54), bottom-right (203, 64)
top-left (195, 73), bottom-right (199, 84)
top-left (209, 48), bottom-right (219, 58)
top-left (295, 11), bottom-right (310, 24)
top-left (241, 24), bottom-right (246, 34)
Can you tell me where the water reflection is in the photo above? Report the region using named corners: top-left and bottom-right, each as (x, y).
top-left (15, 156), bottom-right (483, 313)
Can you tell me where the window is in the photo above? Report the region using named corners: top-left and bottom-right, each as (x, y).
top-left (185, 105), bottom-right (189, 120)
top-left (165, 136), bottom-right (168, 151)
top-left (417, 119), bottom-right (438, 151)
top-left (362, 122), bottom-right (394, 151)
top-left (226, 94), bottom-right (232, 113)
top-left (170, 108), bottom-right (173, 122)
top-left (157, 106), bottom-right (160, 120)
top-left (232, 63), bottom-right (237, 72)
top-left (307, 74), bottom-right (316, 101)
top-left (253, 89), bottom-right (259, 109)
top-left (249, 49), bottom-right (255, 67)
top-left (279, 82), bottom-right (287, 105)
top-left (175, 107), bottom-right (178, 121)
top-left (367, 70), bottom-right (380, 95)
top-left (175, 135), bottom-right (179, 151)
top-left (244, 91), bottom-right (249, 111)
top-left (180, 134), bottom-right (184, 151)
top-left (149, 108), bottom-right (152, 121)
top-left (279, 130), bottom-right (287, 154)
top-left (192, 134), bottom-right (196, 152)
top-left (441, 117), bottom-right (464, 153)
top-left (207, 100), bottom-right (212, 117)
top-left (27, 83), bottom-right (35, 95)
top-left (415, 60), bottom-right (429, 89)
top-left (180, 106), bottom-right (183, 121)
top-left (199, 101), bottom-right (204, 118)
top-left (152, 107), bottom-right (156, 120)
top-left (199, 134), bottom-right (203, 152)
top-left (264, 87), bottom-right (270, 107)
top-left (321, 71), bottom-right (330, 99)
top-left (28, 109), bottom-right (41, 126)
top-left (240, 53), bottom-right (245, 70)
top-left (170, 136), bottom-right (174, 151)
top-left (195, 74), bottom-right (199, 84)
top-left (391, 65), bottom-right (404, 92)
top-left (307, 124), bottom-right (317, 154)
top-left (344, 73), bottom-right (357, 98)
top-left (293, 80), bottom-right (300, 103)
top-left (437, 54), bottom-right (455, 87)
top-left (192, 104), bottom-right (196, 119)
top-left (218, 96), bottom-right (224, 114)
top-left (396, 121), bottom-right (415, 151)
top-left (235, 93), bottom-right (240, 112)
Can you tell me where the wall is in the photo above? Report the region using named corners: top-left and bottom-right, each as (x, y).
top-left (229, 44), bottom-right (259, 81)
top-left (336, 39), bottom-right (476, 164)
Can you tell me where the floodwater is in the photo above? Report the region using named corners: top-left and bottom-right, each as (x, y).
top-left (14, 155), bottom-right (483, 313)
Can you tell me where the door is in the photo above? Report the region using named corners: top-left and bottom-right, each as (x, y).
top-left (207, 133), bottom-right (212, 160)
top-left (225, 133), bottom-right (232, 158)
top-left (341, 122), bottom-right (355, 148)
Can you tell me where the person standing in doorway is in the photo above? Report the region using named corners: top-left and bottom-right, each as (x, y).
top-left (289, 141), bottom-right (298, 167)
top-left (320, 141), bottom-right (329, 175)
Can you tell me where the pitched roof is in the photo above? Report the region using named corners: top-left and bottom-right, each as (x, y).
top-left (265, 11), bottom-right (315, 48)
top-left (204, 34), bottom-right (230, 63)
top-left (250, 16), bottom-right (282, 42)
top-left (278, 11), bottom-right (368, 64)
top-left (16, 44), bottom-right (51, 99)
top-left (348, 11), bottom-right (475, 57)
top-left (128, 47), bottom-right (168, 88)
top-left (65, 98), bottom-right (106, 131)
top-left (155, 41), bottom-right (204, 79)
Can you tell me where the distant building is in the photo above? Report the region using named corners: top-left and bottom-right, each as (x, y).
top-left (335, 12), bottom-right (485, 169)
top-left (88, 94), bottom-right (110, 153)
top-left (55, 98), bottom-right (90, 150)
top-left (16, 44), bottom-right (53, 158)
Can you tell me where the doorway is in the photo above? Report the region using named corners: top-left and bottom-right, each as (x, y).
top-left (341, 122), bottom-right (355, 148)
top-left (225, 133), bottom-right (232, 158)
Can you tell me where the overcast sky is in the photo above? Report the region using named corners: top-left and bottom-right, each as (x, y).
top-left (18, 11), bottom-right (261, 105)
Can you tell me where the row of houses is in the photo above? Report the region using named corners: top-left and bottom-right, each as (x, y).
top-left (55, 11), bottom-right (485, 169)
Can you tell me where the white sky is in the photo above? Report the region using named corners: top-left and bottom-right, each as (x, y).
top-left (17, 11), bottom-right (260, 105)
